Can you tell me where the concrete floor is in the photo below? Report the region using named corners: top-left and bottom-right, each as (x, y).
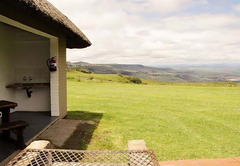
top-left (38, 119), bottom-right (95, 148)
top-left (0, 111), bottom-right (57, 163)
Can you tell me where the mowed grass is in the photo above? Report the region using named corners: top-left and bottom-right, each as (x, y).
top-left (67, 73), bottom-right (240, 161)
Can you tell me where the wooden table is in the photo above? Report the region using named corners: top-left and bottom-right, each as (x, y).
top-left (0, 100), bottom-right (18, 138)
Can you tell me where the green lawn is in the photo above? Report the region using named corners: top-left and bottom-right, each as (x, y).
top-left (67, 73), bottom-right (240, 161)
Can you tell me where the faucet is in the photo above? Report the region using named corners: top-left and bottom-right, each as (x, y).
top-left (23, 76), bottom-right (27, 81)
top-left (26, 89), bottom-right (33, 98)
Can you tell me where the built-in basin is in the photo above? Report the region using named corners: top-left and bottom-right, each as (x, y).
top-left (6, 83), bottom-right (50, 89)
top-left (5, 83), bottom-right (50, 98)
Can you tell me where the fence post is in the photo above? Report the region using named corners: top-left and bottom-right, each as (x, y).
top-left (128, 140), bottom-right (148, 165)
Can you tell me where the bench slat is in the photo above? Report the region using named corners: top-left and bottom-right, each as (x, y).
top-left (0, 120), bottom-right (29, 131)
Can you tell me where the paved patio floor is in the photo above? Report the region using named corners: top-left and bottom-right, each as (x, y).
top-left (159, 157), bottom-right (240, 166)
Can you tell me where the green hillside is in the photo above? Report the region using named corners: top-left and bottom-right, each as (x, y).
top-left (67, 71), bottom-right (239, 87)
top-left (67, 61), bottom-right (240, 83)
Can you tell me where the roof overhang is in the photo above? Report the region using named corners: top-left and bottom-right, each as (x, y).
top-left (0, 0), bottom-right (91, 49)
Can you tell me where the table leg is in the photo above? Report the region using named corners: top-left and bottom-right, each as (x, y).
top-left (1, 108), bottom-right (10, 139)
top-left (16, 127), bottom-right (26, 149)
top-left (2, 107), bottom-right (10, 123)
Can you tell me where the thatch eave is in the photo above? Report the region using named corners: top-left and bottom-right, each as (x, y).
top-left (0, 0), bottom-right (91, 49)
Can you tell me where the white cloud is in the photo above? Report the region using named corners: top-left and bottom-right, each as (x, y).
top-left (119, 0), bottom-right (193, 14)
top-left (233, 4), bottom-right (240, 12)
top-left (48, 0), bottom-right (240, 65)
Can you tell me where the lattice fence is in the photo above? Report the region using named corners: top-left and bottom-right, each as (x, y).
top-left (7, 149), bottom-right (159, 166)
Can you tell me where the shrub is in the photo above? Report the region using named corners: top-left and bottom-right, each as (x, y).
top-left (89, 76), bottom-right (94, 80)
top-left (228, 82), bottom-right (237, 87)
top-left (67, 76), bottom-right (76, 80)
top-left (130, 77), bottom-right (142, 84)
top-left (126, 76), bottom-right (132, 81)
top-left (76, 68), bottom-right (92, 74)
top-left (118, 73), bottom-right (123, 77)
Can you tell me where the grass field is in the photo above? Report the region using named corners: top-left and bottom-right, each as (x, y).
top-left (67, 71), bottom-right (240, 161)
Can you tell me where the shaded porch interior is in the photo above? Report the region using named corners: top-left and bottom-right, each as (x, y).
top-left (0, 112), bottom-right (57, 162)
top-left (0, 21), bottom-right (51, 112)
top-left (0, 19), bottom-right (57, 163)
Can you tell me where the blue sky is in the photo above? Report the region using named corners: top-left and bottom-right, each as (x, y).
top-left (132, 0), bottom-right (240, 18)
top-left (186, 0), bottom-right (240, 15)
top-left (48, 0), bottom-right (240, 65)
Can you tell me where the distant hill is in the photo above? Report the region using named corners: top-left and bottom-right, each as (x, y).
top-left (67, 61), bottom-right (240, 83)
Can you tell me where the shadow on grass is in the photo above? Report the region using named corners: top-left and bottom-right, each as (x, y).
top-left (62, 111), bottom-right (103, 150)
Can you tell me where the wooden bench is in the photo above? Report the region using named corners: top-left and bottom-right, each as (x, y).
top-left (0, 120), bottom-right (29, 149)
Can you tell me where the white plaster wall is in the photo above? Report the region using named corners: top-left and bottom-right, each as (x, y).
top-left (14, 40), bottom-right (51, 111)
top-left (14, 41), bottom-right (50, 69)
top-left (14, 88), bottom-right (50, 111)
top-left (0, 23), bottom-right (16, 101)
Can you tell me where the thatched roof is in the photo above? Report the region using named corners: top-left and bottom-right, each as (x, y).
top-left (0, 0), bottom-right (91, 48)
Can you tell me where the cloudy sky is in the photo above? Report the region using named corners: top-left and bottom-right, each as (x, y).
top-left (48, 0), bottom-right (240, 65)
